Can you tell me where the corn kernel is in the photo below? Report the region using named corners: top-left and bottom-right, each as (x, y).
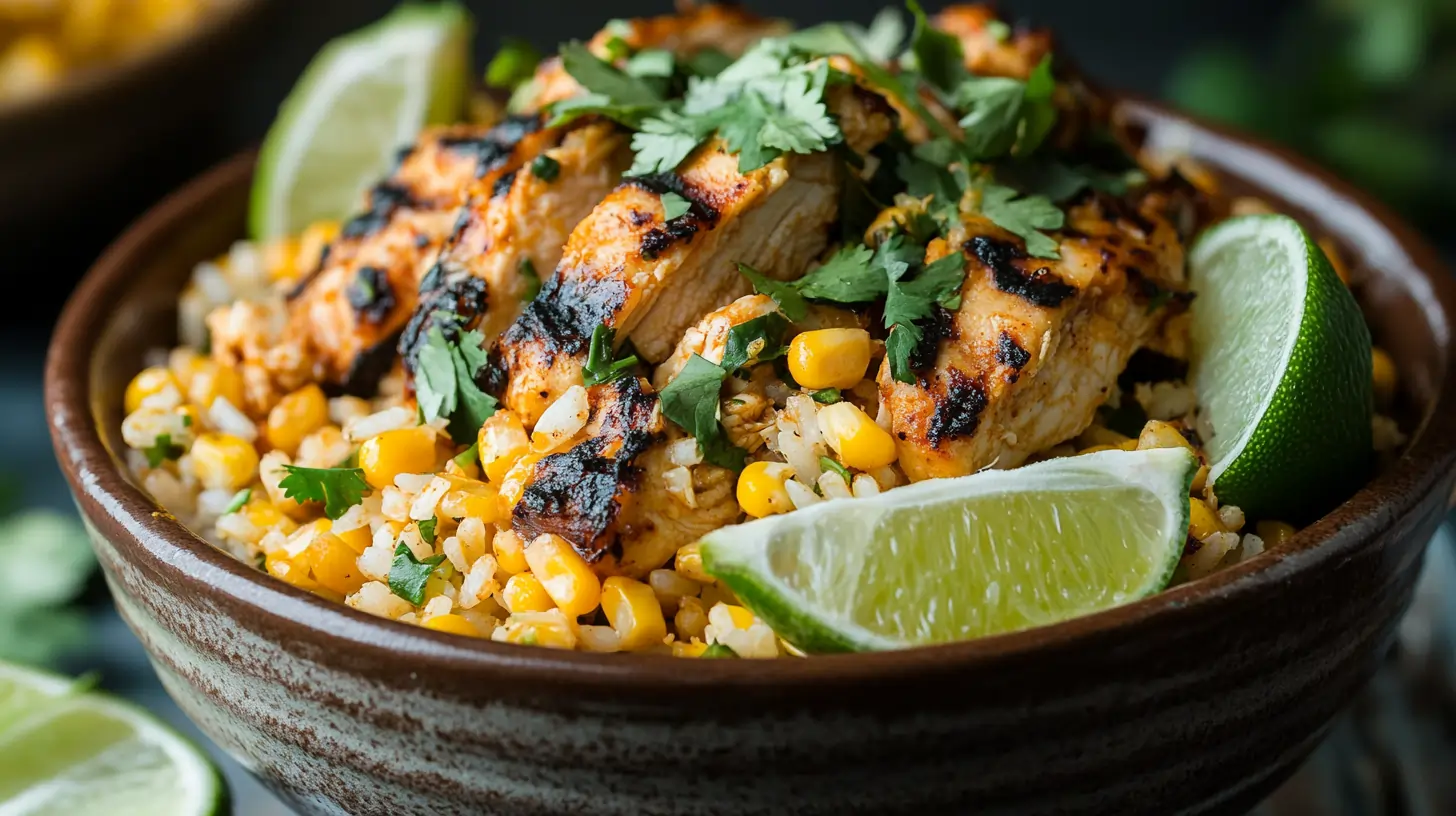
top-left (439, 486), bottom-right (500, 523)
top-left (186, 361), bottom-right (245, 411)
top-left (1138, 420), bottom-right (1194, 452)
top-left (479, 411), bottom-right (531, 483)
top-left (265, 384), bottom-right (329, 455)
top-left (674, 596), bottom-right (708, 641)
top-left (674, 543), bottom-right (714, 584)
top-left (493, 530), bottom-right (529, 575)
top-left (309, 533), bottom-right (366, 596)
top-left (735, 461), bottom-right (794, 518)
top-left (333, 524), bottom-right (371, 554)
top-left (502, 572), bottom-right (555, 613)
top-left (1371, 348), bottom-right (1397, 407)
top-left (191, 432), bottom-right (259, 491)
top-left (787, 328), bottom-right (873, 390)
top-left (721, 604), bottom-right (757, 630)
top-left (125, 367), bottom-right (181, 414)
top-left (497, 451), bottom-right (542, 511)
top-left (1256, 520), bottom-right (1297, 548)
top-left (174, 403), bottom-right (202, 431)
top-left (246, 499), bottom-right (296, 536)
top-left (1188, 498), bottom-right (1223, 541)
top-left (817, 402), bottom-right (898, 470)
top-left (524, 534), bottom-right (601, 618)
top-left (601, 577), bottom-right (668, 651)
top-left (358, 427), bottom-right (438, 489)
top-left (672, 640), bottom-right (709, 658)
top-left (496, 610), bottom-right (577, 649)
top-left (422, 613), bottom-right (481, 637)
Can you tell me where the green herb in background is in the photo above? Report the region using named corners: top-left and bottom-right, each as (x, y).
top-left (0, 510), bottom-right (95, 666)
top-left (1166, 0), bottom-right (1456, 224)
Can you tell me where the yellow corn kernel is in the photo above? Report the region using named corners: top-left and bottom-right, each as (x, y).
top-left (1188, 498), bottom-right (1223, 541)
top-left (1256, 520), bottom-right (1297, 547)
top-left (674, 543), bottom-right (714, 584)
top-left (186, 360), bottom-right (245, 410)
top-left (817, 402), bottom-right (898, 471)
top-left (497, 452), bottom-right (542, 511)
top-left (246, 499), bottom-right (296, 536)
top-left (735, 461), bottom-right (794, 519)
top-left (358, 427), bottom-right (438, 489)
top-left (423, 613), bottom-right (481, 638)
top-left (174, 403), bottom-right (202, 431)
top-left (1371, 348), bottom-right (1397, 407)
top-left (1190, 463), bottom-right (1210, 494)
top-left (1138, 420), bottom-right (1194, 452)
top-left (502, 572), bottom-right (555, 613)
top-left (499, 611), bottom-right (577, 649)
top-left (125, 367), bottom-right (181, 413)
top-left (524, 534), bottom-right (601, 618)
top-left (191, 433), bottom-right (259, 491)
top-left (439, 486), bottom-right (500, 524)
top-left (265, 384), bottom-right (329, 455)
top-left (787, 328), bottom-right (873, 390)
top-left (601, 577), bottom-right (668, 651)
top-left (266, 553), bottom-right (321, 592)
top-left (493, 530), bottom-right (528, 575)
top-left (333, 524), bottom-right (371, 554)
top-left (721, 604), bottom-right (757, 630)
top-left (478, 411), bottom-right (531, 483)
top-left (672, 640), bottom-right (709, 658)
top-left (309, 533), bottom-right (366, 596)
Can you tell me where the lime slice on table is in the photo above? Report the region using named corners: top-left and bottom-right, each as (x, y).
top-left (701, 448), bottom-right (1198, 653)
top-left (1188, 214), bottom-right (1372, 523)
top-left (249, 1), bottom-right (472, 240)
top-left (0, 661), bottom-right (224, 815)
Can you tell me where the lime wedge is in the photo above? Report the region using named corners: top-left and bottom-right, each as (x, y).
top-left (0, 661), bottom-right (224, 815)
top-left (249, 1), bottom-right (472, 240)
top-left (701, 448), bottom-right (1197, 653)
top-left (1189, 214), bottom-right (1372, 523)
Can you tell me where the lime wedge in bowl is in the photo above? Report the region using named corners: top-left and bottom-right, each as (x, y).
top-left (0, 661), bottom-right (224, 815)
top-left (1189, 214), bottom-right (1372, 522)
top-left (249, 1), bottom-right (472, 241)
top-left (701, 448), bottom-right (1198, 653)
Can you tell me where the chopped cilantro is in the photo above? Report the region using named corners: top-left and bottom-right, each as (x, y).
top-left (701, 642), bottom-right (739, 658)
top-left (955, 54), bottom-right (1057, 159)
top-left (658, 354), bottom-right (745, 471)
top-left (660, 190), bottom-right (692, 221)
top-left (180, 413), bottom-right (193, 427)
top-left (387, 542), bottom-right (446, 605)
top-left (860, 8), bottom-right (908, 62)
top-left (976, 184), bottom-right (1064, 259)
top-left (905, 0), bottom-right (967, 94)
top-left (625, 48), bottom-right (675, 79)
top-left (485, 37), bottom-right (541, 89)
top-left (530, 154), bottom-right (560, 181)
top-left (820, 456), bottom-right (852, 483)
top-left (142, 433), bottom-right (184, 468)
top-left (415, 326), bottom-right (499, 444)
top-left (738, 263), bottom-right (807, 321)
top-left (278, 465), bottom-right (369, 520)
top-left (794, 244), bottom-right (883, 303)
top-left (602, 35), bottom-right (632, 63)
top-left (222, 488), bottom-right (251, 516)
top-left (883, 250), bottom-right (967, 382)
top-left (583, 324), bottom-right (640, 386)
top-left (810, 388), bottom-right (841, 404)
top-left (519, 257), bottom-right (541, 301)
top-left (685, 47), bottom-right (733, 78)
top-left (417, 517), bottom-right (438, 546)
top-left (559, 41), bottom-right (664, 106)
top-left (627, 109), bottom-right (713, 175)
top-left (721, 312), bottom-right (791, 371)
top-left (452, 443), bottom-right (479, 470)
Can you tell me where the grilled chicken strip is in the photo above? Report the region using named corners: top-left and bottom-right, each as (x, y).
top-left (490, 85), bottom-right (896, 426)
top-left (510, 376), bottom-right (740, 578)
top-left (934, 4), bottom-right (1052, 81)
top-left (398, 122), bottom-right (632, 371)
top-left (879, 186), bottom-right (1192, 481)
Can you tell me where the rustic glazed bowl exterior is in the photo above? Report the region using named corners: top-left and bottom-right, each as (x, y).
top-left (46, 100), bottom-right (1456, 816)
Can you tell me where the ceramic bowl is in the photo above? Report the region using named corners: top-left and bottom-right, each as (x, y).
top-left (45, 99), bottom-right (1456, 815)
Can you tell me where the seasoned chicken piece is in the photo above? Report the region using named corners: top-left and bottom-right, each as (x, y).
top-left (525, 4), bottom-right (790, 111)
top-left (933, 4), bottom-right (1052, 81)
top-left (398, 122), bottom-right (632, 372)
top-left (490, 85), bottom-right (896, 426)
top-left (511, 376), bottom-right (740, 578)
top-left (879, 186), bottom-right (1192, 481)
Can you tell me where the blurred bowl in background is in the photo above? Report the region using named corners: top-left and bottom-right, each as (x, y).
top-left (0, 0), bottom-right (270, 232)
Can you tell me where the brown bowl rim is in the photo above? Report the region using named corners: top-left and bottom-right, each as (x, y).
top-left (45, 98), bottom-right (1456, 691)
top-left (0, 0), bottom-right (267, 124)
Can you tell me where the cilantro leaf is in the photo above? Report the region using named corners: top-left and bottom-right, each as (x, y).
top-left (629, 108), bottom-right (713, 175)
top-left (417, 517), bottom-right (438, 546)
top-left (625, 48), bottom-right (675, 79)
top-left (530, 154), bottom-right (560, 181)
top-left (685, 48), bottom-right (733, 78)
top-left (142, 433), bottom-right (184, 468)
top-left (885, 323), bottom-right (923, 384)
top-left (738, 263), bottom-right (807, 321)
top-left (715, 90), bottom-right (784, 173)
top-left (793, 244), bottom-right (883, 303)
top-left (977, 184), bottom-right (1064, 258)
top-left (660, 191), bottom-right (692, 221)
top-left (583, 324), bottom-right (640, 386)
top-left (519, 257), bottom-right (541, 302)
top-left (754, 63), bottom-right (839, 157)
top-left (1018, 55), bottom-right (1058, 157)
top-left (701, 642), bottom-right (739, 658)
top-left (546, 93), bottom-right (658, 129)
top-left (278, 465), bottom-right (369, 520)
top-left (810, 388), bottom-right (841, 404)
top-left (559, 41), bottom-right (664, 106)
top-left (222, 488), bottom-right (251, 515)
top-left (884, 251), bottom-right (967, 327)
top-left (721, 312), bottom-right (791, 371)
top-left (658, 354), bottom-right (745, 471)
top-left (388, 543), bottom-right (446, 606)
top-left (415, 327), bottom-right (458, 422)
top-left (417, 327), bottom-right (499, 444)
top-left (905, 0), bottom-right (967, 94)
top-left (860, 8), bottom-right (908, 62)
top-left (452, 443), bottom-right (479, 470)
top-left (485, 38), bottom-right (541, 90)
top-left (820, 456), bottom-right (852, 483)
top-left (955, 54), bottom-right (1058, 160)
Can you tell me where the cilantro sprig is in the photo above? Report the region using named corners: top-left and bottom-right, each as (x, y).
top-left (485, 38), bottom-right (542, 90)
top-left (388, 542), bottom-right (446, 605)
top-left (415, 325), bottom-right (499, 444)
top-left (278, 465), bottom-right (369, 520)
top-left (582, 324), bottom-right (640, 386)
top-left (956, 55), bottom-right (1057, 160)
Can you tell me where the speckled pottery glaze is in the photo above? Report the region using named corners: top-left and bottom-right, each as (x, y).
top-left (47, 99), bottom-right (1456, 816)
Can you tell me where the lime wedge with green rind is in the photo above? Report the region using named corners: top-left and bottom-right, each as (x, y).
top-left (249, 1), bottom-right (472, 241)
top-left (701, 448), bottom-right (1198, 653)
top-left (1189, 214), bottom-right (1372, 523)
top-left (0, 661), bottom-right (225, 815)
